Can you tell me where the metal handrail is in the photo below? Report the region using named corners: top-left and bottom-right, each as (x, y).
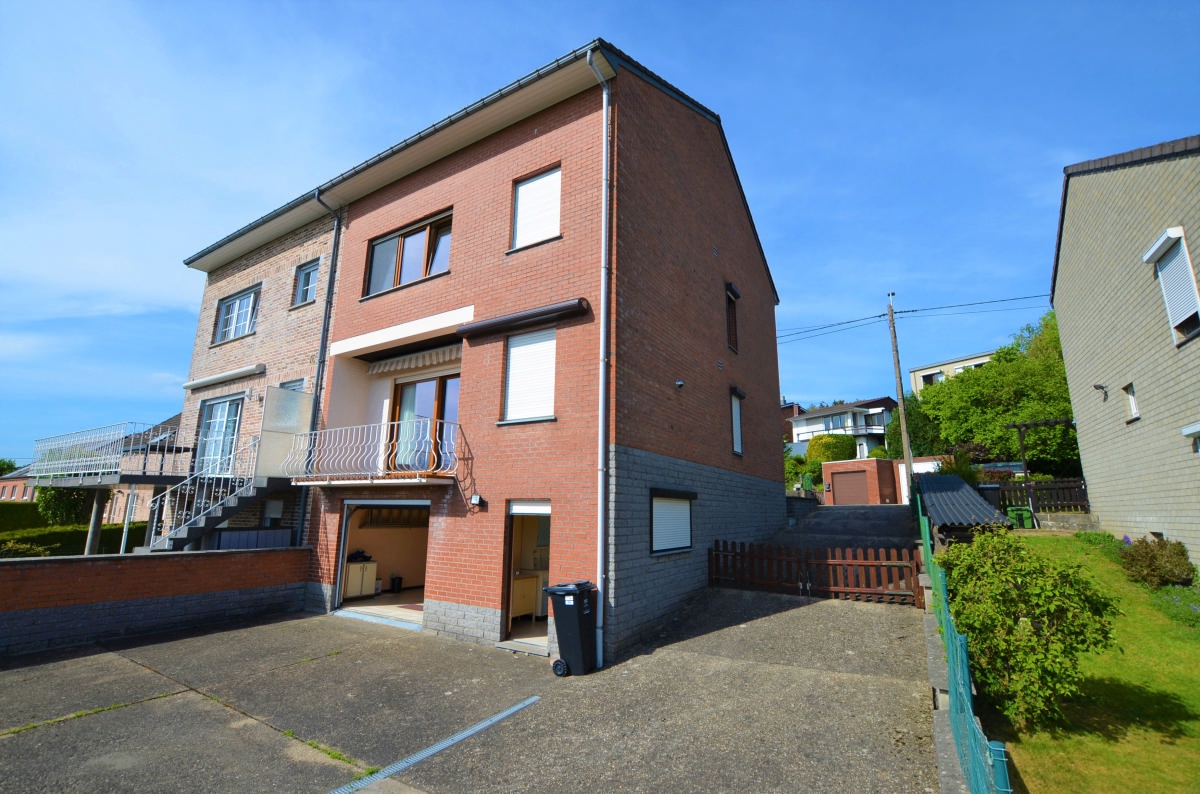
top-left (31, 422), bottom-right (190, 479)
top-left (791, 424), bottom-right (888, 441)
top-left (148, 436), bottom-right (260, 550)
top-left (281, 419), bottom-right (460, 480)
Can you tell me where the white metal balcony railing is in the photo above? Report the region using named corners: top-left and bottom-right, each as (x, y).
top-left (281, 419), bottom-right (461, 481)
top-left (147, 436), bottom-right (260, 551)
top-left (793, 424), bottom-right (887, 442)
top-left (31, 422), bottom-right (190, 480)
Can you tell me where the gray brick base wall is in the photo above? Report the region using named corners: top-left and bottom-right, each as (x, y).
top-left (305, 581), bottom-right (337, 613)
top-left (604, 445), bottom-right (786, 657)
top-left (422, 598), bottom-right (503, 646)
top-left (0, 583), bottom-right (306, 657)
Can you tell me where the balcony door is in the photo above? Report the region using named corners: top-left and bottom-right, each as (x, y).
top-left (390, 375), bottom-right (459, 473)
top-left (196, 396), bottom-right (243, 474)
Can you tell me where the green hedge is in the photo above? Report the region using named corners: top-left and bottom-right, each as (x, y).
top-left (0, 522), bottom-right (148, 556)
top-left (0, 502), bottom-right (49, 532)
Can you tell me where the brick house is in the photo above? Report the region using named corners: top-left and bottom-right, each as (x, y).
top-left (1051, 134), bottom-right (1200, 565)
top-left (120, 40), bottom-right (783, 662)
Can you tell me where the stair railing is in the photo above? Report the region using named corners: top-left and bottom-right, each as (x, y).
top-left (148, 436), bottom-right (260, 550)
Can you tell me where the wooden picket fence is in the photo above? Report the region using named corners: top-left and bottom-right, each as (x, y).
top-left (708, 541), bottom-right (924, 608)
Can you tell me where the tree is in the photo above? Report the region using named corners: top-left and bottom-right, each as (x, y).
top-left (803, 434), bottom-right (857, 483)
top-left (0, 458), bottom-right (17, 477)
top-left (36, 487), bottom-right (107, 526)
top-left (938, 530), bottom-right (1118, 728)
top-left (918, 311), bottom-right (1079, 472)
top-left (884, 394), bottom-right (943, 459)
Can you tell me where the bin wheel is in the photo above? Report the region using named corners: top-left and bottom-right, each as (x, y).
top-left (552, 658), bottom-right (570, 677)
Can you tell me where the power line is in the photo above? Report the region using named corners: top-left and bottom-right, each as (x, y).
top-left (776, 293), bottom-right (1049, 344)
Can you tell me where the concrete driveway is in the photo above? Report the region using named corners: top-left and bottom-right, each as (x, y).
top-left (0, 589), bottom-right (936, 793)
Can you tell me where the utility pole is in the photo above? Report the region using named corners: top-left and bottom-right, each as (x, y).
top-left (888, 293), bottom-right (916, 500)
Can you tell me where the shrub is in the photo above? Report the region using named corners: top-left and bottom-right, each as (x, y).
top-left (1120, 536), bottom-right (1197, 589)
top-left (938, 529), bottom-right (1119, 728)
top-left (36, 487), bottom-right (107, 526)
top-left (0, 539), bottom-right (54, 558)
top-left (867, 446), bottom-right (890, 459)
top-left (0, 502), bottom-right (49, 532)
top-left (804, 434), bottom-right (857, 484)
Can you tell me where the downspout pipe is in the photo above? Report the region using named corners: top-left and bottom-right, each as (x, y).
top-left (301, 190), bottom-right (342, 602)
top-left (587, 48), bottom-right (611, 669)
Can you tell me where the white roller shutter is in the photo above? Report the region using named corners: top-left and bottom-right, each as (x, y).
top-left (652, 497), bottom-right (692, 553)
top-left (1156, 240), bottom-right (1200, 331)
top-left (504, 328), bottom-right (556, 420)
top-left (512, 168), bottom-right (561, 249)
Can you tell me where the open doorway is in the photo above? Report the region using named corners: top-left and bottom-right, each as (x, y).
top-left (339, 500), bottom-right (429, 626)
top-left (505, 501), bottom-right (551, 651)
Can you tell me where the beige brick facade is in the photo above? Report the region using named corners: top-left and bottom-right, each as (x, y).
top-left (1052, 137), bottom-right (1200, 564)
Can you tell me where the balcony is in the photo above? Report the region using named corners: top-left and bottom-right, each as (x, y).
top-left (280, 419), bottom-right (466, 485)
top-left (31, 422), bottom-right (191, 487)
top-left (792, 424), bottom-right (887, 442)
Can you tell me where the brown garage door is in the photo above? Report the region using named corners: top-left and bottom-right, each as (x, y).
top-left (831, 470), bottom-right (869, 505)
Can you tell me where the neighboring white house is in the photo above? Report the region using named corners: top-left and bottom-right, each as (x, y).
top-left (908, 351), bottom-right (994, 395)
top-left (789, 397), bottom-right (896, 458)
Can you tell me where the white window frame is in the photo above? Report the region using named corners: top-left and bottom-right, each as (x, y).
top-left (214, 286), bottom-right (259, 343)
top-left (1143, 227), bottom-right (1200, 345)
top-left (503, 328), bottom-right (556, 422)
top-left (293, 260), bottom-right (319, 306)
top-left (651, 489), bottom-right (695, 554)
top-left (196, 395), bottom-right (244, 473)
top-left (731, 389), bottom-right (745, 455)
top-left (1123, 383), bottom-right (1140, 422)
top-left (511, 168), bottom-right (561, 250)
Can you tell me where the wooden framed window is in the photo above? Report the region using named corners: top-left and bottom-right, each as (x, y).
top-left (511, 168), bottom-right (561, 250)
top-left (214, 286), bottom-right (259, 343)
top-left (365, 213), bottom-right (452, 296)
top-left (725, 282), bottom-right (741, 352)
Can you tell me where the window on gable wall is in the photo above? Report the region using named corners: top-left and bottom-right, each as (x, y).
top-left (214, 286), bottom-right (259, 343)
top-left (511, 168), bottom-right (561, 249)
top-left (365, 213), bottom-right (452, 297)
top-left (1143, 227), bottom-right (1200, 345)
top-left (651, 489), bottom-right (695, 554)
top-left (293, 260), bottom-right (319, 306)
top-left (725, 282), bottom-right (741, 352)
top-left (1123, 383), bottom-right (1140, 422)
top-left (731, 387), bottom-right (745, 455)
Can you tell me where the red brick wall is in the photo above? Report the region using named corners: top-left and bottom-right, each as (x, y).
top-left (610, 72), bottom-right (782, 484)
top-left (321, 89), bottom-right (606, 607)
top-left (0, 548), bottom-right (309, 611)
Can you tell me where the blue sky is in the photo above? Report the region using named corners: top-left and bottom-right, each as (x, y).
top-left (2, 1), bottom-right (1198, 463)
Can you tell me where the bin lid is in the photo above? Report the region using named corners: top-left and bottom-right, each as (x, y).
top-left (543, 580), bottom-right (595, 595)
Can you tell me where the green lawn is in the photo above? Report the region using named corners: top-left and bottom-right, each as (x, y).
top-left (990, 533), bottom-right (1200, 793)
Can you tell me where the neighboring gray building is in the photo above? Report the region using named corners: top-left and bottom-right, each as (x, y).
top-left (1051, 134), bottom-right (1200, 565)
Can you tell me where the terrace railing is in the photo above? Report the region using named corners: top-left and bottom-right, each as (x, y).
top-left (280, 419), bottom-right (462, 481)
top-left (31, 422), bottom-right (190, 481)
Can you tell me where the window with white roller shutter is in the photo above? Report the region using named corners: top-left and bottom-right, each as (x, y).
top-left (1143, 227), bottom-right (1200, 345)
top-left (503, 328), bottom-right (556, 421)
top-left (511, 168), bottom-right (561, 249)
top-left (651, 489), bottom-right (696, 554)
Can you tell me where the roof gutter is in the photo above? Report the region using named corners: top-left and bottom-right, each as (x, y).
top-left (587, 47), bottom-right (612, 670)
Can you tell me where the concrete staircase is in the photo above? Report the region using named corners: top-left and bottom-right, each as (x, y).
top-left (771, 504), bottom-right (918, 550)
